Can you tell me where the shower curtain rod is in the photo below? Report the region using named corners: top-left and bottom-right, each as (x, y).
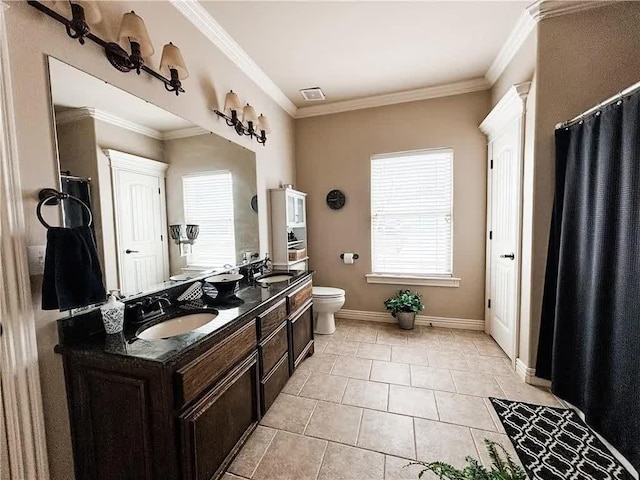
top-left (555, 79), bottom-right (640, 130)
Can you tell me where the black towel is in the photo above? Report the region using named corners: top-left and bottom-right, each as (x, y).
top-left (42, 226), bottom-right (106, 311)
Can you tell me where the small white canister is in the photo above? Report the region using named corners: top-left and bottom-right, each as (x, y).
top-left (100, 291), bottom-right (125, 334)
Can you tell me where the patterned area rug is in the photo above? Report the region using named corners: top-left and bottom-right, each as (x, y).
top-left (490, 398), bottom-right (633, 480)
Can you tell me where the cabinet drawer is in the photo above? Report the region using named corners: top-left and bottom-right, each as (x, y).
top-left (259, 321), bottom-right (288, 377)
top-left (261, 354), bottom-right (289, 414)
top-left (290, 304), bottom-right (313, 368)
top-left (258, 299), bottom-right (287, 339)
top-left (177, 320), bottom-right (257, 405)
top-left (180, 353), bottom-right (259, 480)
top-left (287, 280), bottom-right (312, 314)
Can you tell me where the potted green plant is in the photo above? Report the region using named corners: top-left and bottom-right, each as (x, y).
top-left (384, 289), bottom-right (424, 330)
top-left (408, 439), bottom-right (526, 479)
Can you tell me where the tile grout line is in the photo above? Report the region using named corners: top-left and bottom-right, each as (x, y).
top-left (412, 416), bottom-right (418, 461)
top-left (313, 440), bottom-right (330, 480)
top-left (296, 371), bottom-right (312, 395)
top-left (302, 400), bottom-right (319, 436)
top-left (248, 428), bottom-right (278, 479)
top-left (354, 407), bottom-right (364, 446)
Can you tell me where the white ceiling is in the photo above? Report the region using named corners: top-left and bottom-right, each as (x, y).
top-left (49, 58), bottom-right (194, 132)
top-left (203, 1), bottom-right (529, 108)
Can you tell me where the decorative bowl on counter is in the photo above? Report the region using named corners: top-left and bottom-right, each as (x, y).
top-left (203, 273), bottom-right (244, 299)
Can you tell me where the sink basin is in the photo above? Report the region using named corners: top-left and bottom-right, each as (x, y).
top-left (257, 272), bottom-right (295, 284)
top-left (137, 313), bottom-right (218, 340)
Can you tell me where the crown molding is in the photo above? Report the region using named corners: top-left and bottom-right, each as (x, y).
top-left (527, 0), bottom-right (612, 23)
top-left (161, 126), bottom-right (210, 140)
top-left (56, 107), bottom-right (163, 139)
top-left (55, 107), bottom-right (208, 141)
top-left (484, 10), bottom-right (536, 86)
top-left (485, 0), bottom-right (614, 86)
top-left (170, 0), bottom-right (297, 117)
top-left (295, 77), bottom-right (490, 119)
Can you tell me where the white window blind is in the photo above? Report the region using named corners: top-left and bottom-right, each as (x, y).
top-left (183, 171), bottom-right (236, 267)
top-left (371, 149), bottom-right (453, 276)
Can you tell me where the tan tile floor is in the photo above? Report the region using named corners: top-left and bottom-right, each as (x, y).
top-left (225, 319), bottom-right (560, 480)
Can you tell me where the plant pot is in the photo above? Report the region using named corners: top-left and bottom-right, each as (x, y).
top-left (397, 311), bottom-right (416, 330)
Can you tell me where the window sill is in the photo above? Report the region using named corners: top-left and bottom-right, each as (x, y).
top-left (365, 273), bottom-right (460, 287)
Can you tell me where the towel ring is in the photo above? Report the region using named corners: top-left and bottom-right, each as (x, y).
top-left (36, 188), bottom-right (93, 229)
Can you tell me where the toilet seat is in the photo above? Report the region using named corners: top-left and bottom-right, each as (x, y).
top-left (312, 286), bottom-right (345, 298)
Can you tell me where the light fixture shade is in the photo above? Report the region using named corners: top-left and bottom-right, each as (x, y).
top-left (118, 11), bottom-right (154, 58)
top-left (257, 114), bottom-right (271, 134)
top-left (79, 1), bottom-right (102, 24)
top-left (53, 1), bottom-right (103, 24)
top-left (224, 91), bottom-right (242, 114)
top-left (160, 42), bottom-right (188, 80)
top-left (243, 104), bottom-right (259, 125)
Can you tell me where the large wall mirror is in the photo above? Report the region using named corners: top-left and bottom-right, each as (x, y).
top-left (46, 57), bottom-right (259, 300)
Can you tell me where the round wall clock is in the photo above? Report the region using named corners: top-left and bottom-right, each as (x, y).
top-left (326, 189), bottom-right (346, 210)
top-left (250, 195), bottom-right (258, 213)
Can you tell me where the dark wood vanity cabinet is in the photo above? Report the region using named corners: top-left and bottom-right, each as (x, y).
top-left (59, 275), bottom-right (314, 480)
top-left (180, 353), bottom-right (260, 480)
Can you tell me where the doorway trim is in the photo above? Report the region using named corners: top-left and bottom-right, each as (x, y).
top-left (480, 82), bottom-right (530, 365)
top-left (0, 4), bottom-right (50, 479)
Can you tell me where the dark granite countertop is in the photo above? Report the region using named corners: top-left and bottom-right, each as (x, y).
top-left (55, 270), bottom-right (313, 364)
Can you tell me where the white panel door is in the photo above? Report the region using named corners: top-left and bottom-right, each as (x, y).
top-left (113, 169), bottom-right (167, 296)
top-left (488, 120), bottom-right (522, 359)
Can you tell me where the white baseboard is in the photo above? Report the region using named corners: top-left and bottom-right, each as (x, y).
top-left (515, 358), bottom-right (551, 387)
top-left (336, 309), bottom-right (485, 331)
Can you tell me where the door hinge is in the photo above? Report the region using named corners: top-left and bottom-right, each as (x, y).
top-left (158, 188), bottom-right (161, 194)
top-left (488, 299), bottom-right (491, 309)
top-left (490, 159), bottom-right (494, 169)
top-left (160, 234), bottom-right (163, 241)
top-left (489, 230), bottom-right (493, 240)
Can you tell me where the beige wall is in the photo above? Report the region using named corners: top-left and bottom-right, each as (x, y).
top-left (95, 118), bottom-right (166, 162)
top-left (524, 2), bottom-right (640, 367)
top-left (6, 2), bottom-right (295, 478)
top-left (296, 90), bottom-right (490, 320)
top-left (164, 133), bottom-right (258, 273)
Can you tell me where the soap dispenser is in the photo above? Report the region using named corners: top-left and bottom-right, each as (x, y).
top-left (100, 290), bottom-right (125, 334)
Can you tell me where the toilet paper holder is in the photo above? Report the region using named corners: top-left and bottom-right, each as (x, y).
top-left (340, 253), bottom-right (359, 260)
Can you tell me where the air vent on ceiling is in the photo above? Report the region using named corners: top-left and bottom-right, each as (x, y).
top-left (300, 87), bottom-right (326, 101)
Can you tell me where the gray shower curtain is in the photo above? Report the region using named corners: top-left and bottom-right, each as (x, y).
top-left (537, 92), bottom-right (640, 471)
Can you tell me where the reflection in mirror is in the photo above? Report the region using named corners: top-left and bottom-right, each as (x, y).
top-left (47, 57), bottom-right (259, 302)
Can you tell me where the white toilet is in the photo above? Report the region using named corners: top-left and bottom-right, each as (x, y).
top-left (312, 286), bottom-right (346, 335)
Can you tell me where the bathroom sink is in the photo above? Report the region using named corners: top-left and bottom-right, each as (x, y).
top-left (257, 272), bottom-right (295, 284)
top-left (136, 313), bottom-right (218, 340)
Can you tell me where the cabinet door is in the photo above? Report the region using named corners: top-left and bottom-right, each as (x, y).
top-left (286, 194), bottom-right (296, 225)
top-left (294, 195), bottom-right (305, 226)
top-left (290, 303), bottom-right (314, 369)
top-left (65, 361), bottom-right (177, 480)
top-left (180, 353), bottom-right (260, 480)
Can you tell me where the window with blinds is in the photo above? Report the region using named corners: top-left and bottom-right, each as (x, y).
top-left (183, 171), bottom-right (236, 267)
top-left (371, 149), bottom-right (453, 276)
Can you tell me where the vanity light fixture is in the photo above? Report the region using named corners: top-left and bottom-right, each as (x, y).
top-left (214, 91), bottom-right (271, 146)
top-left (27, 1), bottom-right (188, 96)
top-left (160, 42), bottom-right (189, 95)
top-left (169, 224), bottom-right (199, 256)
